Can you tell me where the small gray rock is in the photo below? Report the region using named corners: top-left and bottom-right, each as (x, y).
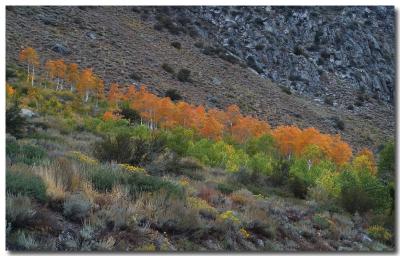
top-left (20, 108), bottom-right (36, 118)
top-left (51, 43), bottom-right (71, 56)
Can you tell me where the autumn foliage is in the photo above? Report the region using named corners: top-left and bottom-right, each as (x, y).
top-left (19, 47), bottom-right (39, 86)
top-left (272, 126), bottom-right (352, 165)
top-left (16, 47), bottom-right (357, 166)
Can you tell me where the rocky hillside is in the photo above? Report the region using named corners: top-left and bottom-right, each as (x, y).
top-left (6, 6), bottom-right (395, 150)
top-left (150, 6), bottom-right (395, 103)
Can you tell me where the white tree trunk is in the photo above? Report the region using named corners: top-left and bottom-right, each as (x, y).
top-left (27, 64), bottom-right (30, 82)
top-left (31, 65), bottom-right (35, 87)
top-left (85, 90), bottom-right (90, 102)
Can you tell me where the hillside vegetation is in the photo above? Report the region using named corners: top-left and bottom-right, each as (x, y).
top-left (5, 47), bottom-right (395, 251)
top-left (6, 6), bottom-right (395, 151)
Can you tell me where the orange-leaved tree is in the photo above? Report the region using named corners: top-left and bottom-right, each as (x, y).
top-left (6, 83), bottom-right (15, 98)
top-left (19, 47), bottom-right (39, 86)
top-left (77, 68), bottom-right (95, 102)
top-left (45, 60), bottom-right (56, 87)
top-left (93, 75), bottom-right (105, 107)
top-left (272, 125), bottom-right (302, 157)
top-left (54, 59), bottom-right (67, 90)
top-left (108, 83), bottom-right (123, 108)
top-left (67, 63), bottom-right (80, 92)
top-left (225, 104), bottom-right (242, 135)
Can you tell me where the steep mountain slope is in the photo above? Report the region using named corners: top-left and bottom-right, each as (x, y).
top-left (150, 6), bottom-right (395, 103)
top-left (6, 6), bottom-right (395, 150)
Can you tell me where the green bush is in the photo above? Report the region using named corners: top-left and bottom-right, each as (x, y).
top-left (163, 127), bottom-right (194, 156)
top-left (165, 89), bottom-right (182, 101)
top-left (339, 170), bottom-right (391, 214)
top-left (248, 153), bottom-right (273, 175)
top-left (177, 69), bottom-right (191, 82)
top-left (171, 41), bottom-right (182, 49)
top-left (52, 117), bottom-right (78, 134)
top-left (120, 107), bottom-right (141, 124)
top-left (367, 225), bottom-right (393, 244)
top-left (6, 140), bottom-right (47, 165)
top-left (93, 130), bottom-right (165, 166)
top-left (41, 96), bottom-right (64, 115)
top-left (86, 165), bottom-right (126, 192)
top-left (162, 63), bottom-right (175, 74)
top-left (95, 118), bottom-right (132, 136)
top-left (84, 164), bottom-right (182, 197)
top-left (289, 159), bottom-right (335, 187)
top-left (83, 117), bottom-right (102, 133)
top-left (244, 134), bottom-right (276, 156)
top-left (6, 170), bottom-right (47, 202)
top-left (268, 158), bottom-right (291, 186)
top-left (378, 141), bottom-right (395, 180)
top-left (312, 214), bottom-right (331, 230)
top-left (288, 175), bottom-right (308, 199)
top-left (216, 183), bottom-right (238, 195)
top-left (6, 103), bottom-right (27, 139)
top-left (125, 173), bottom-right (183, 197)
top-left (187, 139), bottom-right (249, 172)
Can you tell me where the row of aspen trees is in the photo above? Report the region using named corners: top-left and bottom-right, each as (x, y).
top-left (17, 47), bottom-right (354, 165)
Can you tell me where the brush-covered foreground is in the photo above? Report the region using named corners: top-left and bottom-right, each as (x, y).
top-left (5, 58), bottom-right (395, 252)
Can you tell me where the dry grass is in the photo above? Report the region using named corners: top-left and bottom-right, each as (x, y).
top-left (31, 163), bottom-right (67, 201)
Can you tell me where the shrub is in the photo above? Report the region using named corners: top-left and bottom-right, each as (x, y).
top-left (164, 89), bottom-right (182, 101)
top-left (378, 141), bottom-right (395, 180)
top-left (161, 63), bottom-right (175, 74)
top-left (339, 170), bottom-right (391, 214)
top-left (324, 96), bottom-right (334, 106)
top-left (6, 65), bottom-right (17, 79)
top-left (279, 85), bottom-right (292, 95)
top-left (6, 103), bottom-right (27, 138)
top-left (13, 230), bottom-right (38, 250)
top-left (315, 171), bottom-right (341, 199)
top-left (293, 46), bottom-right (305, 56)
top-left (160, 156), bottom-right (204, 180)
top-left (125, 173), bottom-right (183, 197)
top-left (41, 96), bottom-right (64, 115)
top-left (171, 41), bottom-right (181, 49)
top-left (63, 192), bottom-right (92, 221)
top-left (218, 210), bottom-right (240, 224)
top-left (255, 44), bottom-right (264, 51)
top-left (288, 175), bottom-right (308, 199)
top-left (6, 194), bottom-right (37, 227)
top-left (248, 153), bottom-right (273, 175)
top-left (177, 68), bottom-right (191, 82)
top-left (187, 139), bottom-right (248, 172)
top-left (6, 170), bottom-right (47, 202)
top-left (230, 189), bottom-right (255, 205)
top-left (244, 134), bottom-right (276, 156)
top-left (162, 127), bottom-right (193, 155)
top-left (119, 107), bottom-right (141, 124)
top-left (197, 186), bottom-right (218, 204)
top-left (268, 158), bottom-right (291, 186)
top-left (7, 140), bottom-right (47, 165)
top-left (187, 196), bottom-right (217, 216)
top-left (129, 70), bottom-right (142, 81)
top-left (313, 213), bottom-right (331, 230)
top-left (46, 116), bottom-right (78, 135)
top-left (367, 225), bottom-right (392, 244)
top-left (93, 131), bottom-right (165, 165)
top-left (332, 116), bottom-right (345, 130)
top-left (216, 183), bottom-right (238, 195)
